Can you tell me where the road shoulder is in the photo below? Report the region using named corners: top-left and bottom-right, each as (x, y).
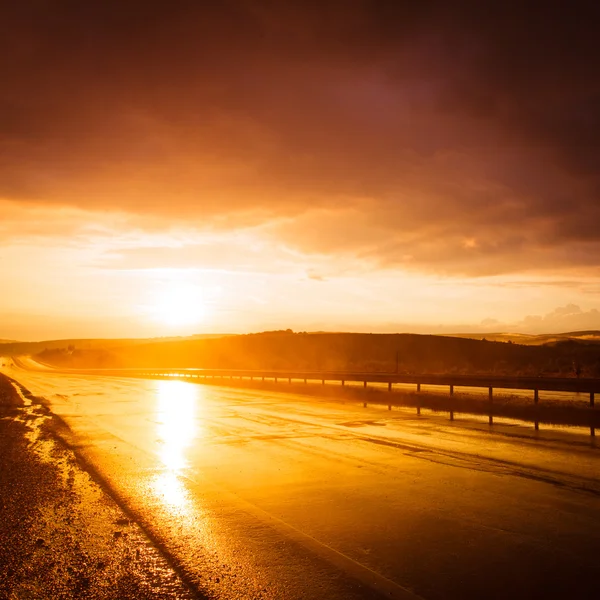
top-left (0, 373), bottom-right (199, 600)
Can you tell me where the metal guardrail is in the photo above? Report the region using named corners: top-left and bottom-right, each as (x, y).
top-left (129, 368), bottom-right (598, 436)
top-left (132, 368), bottom-right (600, 394)
top-left (14, 361), bottom-right (600, 436)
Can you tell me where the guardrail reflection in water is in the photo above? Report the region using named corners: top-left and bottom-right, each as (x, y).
top-left (129, 369), bottom-right (600, 438)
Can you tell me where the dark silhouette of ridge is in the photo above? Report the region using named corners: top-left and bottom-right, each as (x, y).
top-left (23, 331), bottom-right (600, 378)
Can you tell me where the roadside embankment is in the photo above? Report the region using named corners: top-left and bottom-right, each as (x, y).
top-left (0, 373), bottom-right (199, 600)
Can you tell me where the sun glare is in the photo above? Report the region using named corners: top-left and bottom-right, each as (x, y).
top-left (152, 282), bottom-right (208, 327)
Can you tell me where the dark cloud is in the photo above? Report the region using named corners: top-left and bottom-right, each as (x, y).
top-left (1, 1), bottom-right (599, 274)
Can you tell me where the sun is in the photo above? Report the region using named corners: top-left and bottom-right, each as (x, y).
top-left (152, 282), bottom-right (208, 328)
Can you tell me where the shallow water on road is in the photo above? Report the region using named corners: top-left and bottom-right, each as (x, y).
top-left (3, 361), bottom-right (600, 600)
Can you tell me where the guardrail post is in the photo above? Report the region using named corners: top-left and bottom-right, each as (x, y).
top-left (130, 371), bottom-right (597, 435)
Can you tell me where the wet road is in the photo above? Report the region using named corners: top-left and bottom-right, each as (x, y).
top-left (3, 359), bottom-right (600, 599)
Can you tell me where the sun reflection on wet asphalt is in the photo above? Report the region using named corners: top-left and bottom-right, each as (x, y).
top-left (153, 471), bottom-right (191, 512)
top-left (153, 380), bottom-right (200, 512)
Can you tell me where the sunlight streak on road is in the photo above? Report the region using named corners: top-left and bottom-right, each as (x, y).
top-left (154, 380), bottom-right (200, 511)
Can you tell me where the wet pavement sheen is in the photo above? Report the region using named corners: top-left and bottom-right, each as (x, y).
top-left (3, 361), bottom-right (600, 600)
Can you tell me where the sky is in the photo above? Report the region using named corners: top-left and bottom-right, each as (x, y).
top-left (2, 1), bottom-right (600, 340)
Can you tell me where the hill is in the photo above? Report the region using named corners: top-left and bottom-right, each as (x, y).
top-left (446, 331), bottom-right (600, 346)
top-left (29, 331), bottom-right (600, 377)
top-left (0, 333), bottom-right (233, 359)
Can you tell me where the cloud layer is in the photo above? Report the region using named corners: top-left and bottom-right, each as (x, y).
top-left (2, 1), bottom-right (600, 276)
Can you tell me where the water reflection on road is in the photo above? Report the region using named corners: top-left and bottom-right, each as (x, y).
top-left (156, 379), bottom-right (199, 470)
top-left (3, 362), bottom-right (600, 600)
top-left (154, 380), bottom-right (200, 512)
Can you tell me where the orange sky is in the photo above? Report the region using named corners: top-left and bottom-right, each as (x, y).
top-left (2, 1), bottom-right (600, 340)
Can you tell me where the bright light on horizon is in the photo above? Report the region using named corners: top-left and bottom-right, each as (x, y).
top-left (149, 281), bottom-right (210, 329)
top-left (2, 211), bottom-right (600, 340)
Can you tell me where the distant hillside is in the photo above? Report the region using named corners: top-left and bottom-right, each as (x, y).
top-left (0, 333), bottom-right (233, 358)
top-left (0, 338), bottom-right (144, 357)
top-left (32, 331), bottom-right (600, 377)
top-left (447, 331), bottom-right (600, 346)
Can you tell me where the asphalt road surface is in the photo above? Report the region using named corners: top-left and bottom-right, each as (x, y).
top-left (3, 359), bottom-right (600, 600)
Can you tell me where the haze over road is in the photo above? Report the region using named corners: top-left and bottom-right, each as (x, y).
top-left (3, 360), bottom-right (600, 599)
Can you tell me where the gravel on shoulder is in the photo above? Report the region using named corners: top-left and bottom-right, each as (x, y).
top-left (0, 373), bottom-right (201, 600)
